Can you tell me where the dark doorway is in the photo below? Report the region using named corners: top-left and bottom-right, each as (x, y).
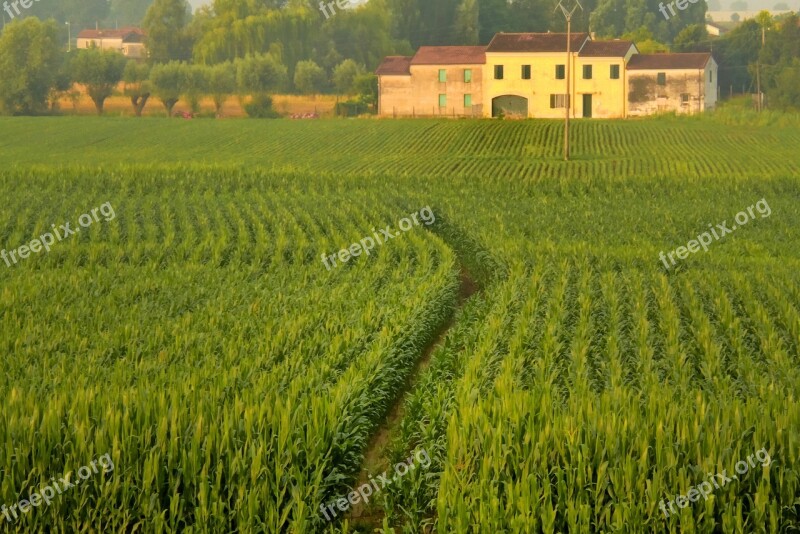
top-left (492, 95), bottom-right (528, 118)
top-left (582, 94), bottom-right (592, 118)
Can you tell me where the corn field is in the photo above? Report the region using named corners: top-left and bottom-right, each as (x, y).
top-left (0, 117), bottom-right (798, 532)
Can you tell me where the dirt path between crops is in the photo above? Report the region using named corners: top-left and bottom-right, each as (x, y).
top-left (346, 267), bottom-right (478, 530)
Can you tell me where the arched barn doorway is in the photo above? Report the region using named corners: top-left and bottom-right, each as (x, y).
top-left (492, 95), bottom-right (528, 118)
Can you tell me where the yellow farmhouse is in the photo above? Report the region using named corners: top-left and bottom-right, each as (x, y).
top-left (376, 32), bottom-right (718, 119)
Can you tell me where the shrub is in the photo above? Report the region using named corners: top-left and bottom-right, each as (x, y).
top-left (244, 94), bottom-right (280, 118)
top-left (293, 60), bottom-right (327, 94)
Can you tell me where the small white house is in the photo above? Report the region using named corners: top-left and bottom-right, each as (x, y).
top-left (76, 28), bottom-right (146, 59)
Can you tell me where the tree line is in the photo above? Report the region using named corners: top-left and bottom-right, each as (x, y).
top-left (0, 17), bottom-right (376, 116)
top-left (0, 0), bottom-right (799, 115)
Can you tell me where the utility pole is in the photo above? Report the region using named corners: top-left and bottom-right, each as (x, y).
top-left (555, 0), bottom-right (582, 161)
top-left (756, 24), bottom-right (765, 111)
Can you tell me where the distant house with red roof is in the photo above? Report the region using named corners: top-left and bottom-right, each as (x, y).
top-left (375, 32), bottom-right (717, 118)
top-left (76, 27), bottom-right (147, 59)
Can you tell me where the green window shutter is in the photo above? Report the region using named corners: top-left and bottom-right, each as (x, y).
top-left (464, 69), bottom-right (472, 83)
top-left (464, 94), bottom-right (472, 107)
top-left (522, 65), bottom-right (531, 79)
top-left (439, 94), bottom-right (446, 107)
top-left (610, 65), bottom-right (620, 79)
top-left (439, 69), bottom-right (446, 82)
top-left (556, 65), bottom-right (565, 79)
top-left (657, 72), bottom-right (666, 85)
top-left (494, 65), bottom-right (504, 79)
top-left (583, 65), bottom-right (592, 79)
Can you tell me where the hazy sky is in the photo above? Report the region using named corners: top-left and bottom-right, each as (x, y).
top-left (186, 0), bottom-right (795, 14)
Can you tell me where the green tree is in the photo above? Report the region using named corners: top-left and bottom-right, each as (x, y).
top-left (25, 0), bottom-right (109, 32)
top-left (49, 52), bottom-right (75, 112)
top-left (293, 60), bottom-right (326, 94)
top-left (387, 0), bottom-right (421, 46)
top-left (673, 24), bottom-right (711, 52)
top-left (143, 0), bottom-right (193, 63)
top-left (622, 28), bottom-right (669, 53)
top-left (592, 0), bottom-right (704, 43)
top-left (235, 53), bottom-right (289, 95)
top-left (770, 58), bottom-right (800, 109)
top-left (150, 61), bottom-right (188, 116)
top-left (208, 62), bottom-right (236, 115)
top-left (715, 19), bottom-right (760, 92)
top-left (71, 47), bottom-right (128, 115)
top-left (332, 59), bottom-right (364, 94)
top-left (0, 18), bottom-right (64, 115)
top-left (184, 63), bottom-right (209, 113)
top-left (321, 0), bottom-right (396, 69)
top-left (757, 13), bottom-right (800, 108)
top-left (507, 0), bottom-right (554, 33)
top-left (109, 0), bottom-right (153, 27)
top-left (454, 0), bottom-right (479, 44)
top-left (192, 3), bottom-right (315, 66)
top-left (353, 72), bottom-right (378, 109)
top-left (123, 61), bottom-right (152, 117)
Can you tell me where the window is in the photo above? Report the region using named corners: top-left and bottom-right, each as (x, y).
top-left (438, 69), bottom-right (446, 83)
top-left (657, 72), bottom-right (666, 85)
top-left (549, 94), bottom-right (569, 108)
top-left (583, 65), bottom-right (592, 79)
top-left (494, 65), bottom-right (504, 79)
top-left (610, 64), bottom-right (620, 79)
top-left (709, 70), bottom-right (713, 82)
top-left (681, 93), bottom-right (690, 104)
top-left (464, 94), bottom-right (472, 107)
top-left (439, 94), bottom-right (446, 108)
top-left (464, 69), bottom-right (472, 83)
top-left (522, 65), bottom-right (531, 79)
top-left (555, 65), bottom-right (565, 79)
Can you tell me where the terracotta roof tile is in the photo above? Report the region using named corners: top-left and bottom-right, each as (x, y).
top-left (579, 40), bottom-right (636, 57)
top-left (627, 53), bottom-right (712, 70)
top-left (410, 46), bottom-right (486, 65)
top-left (375, 56), bottom-right (412, 75)
top-left (77, 28), bottom-right (145, 41)
top-left (486, 32), bottom-right (589, 53)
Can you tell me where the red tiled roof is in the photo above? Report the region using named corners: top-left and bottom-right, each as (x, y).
top-left (627, 53), bottom-right (712, 70)
top-left (77, 27), bottom-right (145, 41)
top-left (375, 56), bottom-right (412, 75)
top-left (410, 46), bottom-right (486, 65)
top-left (579, 40), bottom-right (636, 57)
top-left (486, 32), bottom-right (589, 53)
